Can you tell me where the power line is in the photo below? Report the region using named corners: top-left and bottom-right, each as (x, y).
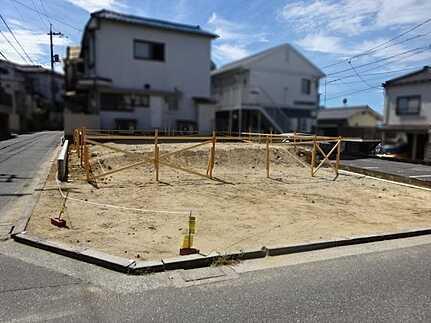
top-left (327, 45), bottom-right (431, 76)
top-left (0, 29), bottom-right (28, 63)
top-left (31, 0), bottom-right (48, 29)
top-left (326, 85), bottom-right (383, 102)
top-left (0, 48), bottom-right (9, 61)
top-left (322, 16), bottom-right (431, 69)
top-left (0, 13), bottom-right (35, 64)
top-left (347, 60), bottom-right (375, 88)
top-left (39, 0), bottom-right (51, 24)
top-left (327, 65), bottom-right (425, 84)
top-left (10, 0), bottom-right (82, 32)
top-left (352, 17), bottom-right (431, 60)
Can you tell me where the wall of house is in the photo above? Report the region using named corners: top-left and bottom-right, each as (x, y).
top-left (348, 111), bottom-right (380, 127)
top-left (211, 71), bottom-right (247, 110)
top-left (247, 45), bottom-right (322, 109)
top-left (0, 62), bottom-right (23, 132)
top-left (64, 111), bottom-right (100, 136)
top-left (99, 96), bottom-right (165, 129)
top-left (384, 83), bottom-right (431, 125)
top-left (93, 20), bottom-right (212, 124)
top-left (197, 103), bottom-right (216, 133)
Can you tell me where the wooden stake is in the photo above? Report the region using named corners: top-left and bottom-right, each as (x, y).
top-left (311, 136), bottom-right (316, 177)
top-left (210, 131), bottom-right (216, 178)
top-left (266, 135), bottom-right (270, 178)
top-left (335, 137), bottom-right (341, 176)
top-left (154, 129), bottom-right (159, 182)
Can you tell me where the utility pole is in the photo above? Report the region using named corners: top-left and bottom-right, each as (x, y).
top-left (47, 24), bottom-right (63, 109)
top-left (47, 24), bottom-right (64, 129)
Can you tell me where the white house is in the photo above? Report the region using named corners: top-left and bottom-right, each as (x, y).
top-left (64, 10), bottom-right (218, 135)
top-left (210, 44), bottom-right (325, 134)
top-left (381, 66), bottom-right (431, 162)
top-left (0, 59), bottom-right (64, 136)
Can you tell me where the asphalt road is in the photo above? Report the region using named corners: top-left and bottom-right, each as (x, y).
top-left (1, 239), bottom-right (431, 322)
top-left (342, 158), bottom-right (431, 183)
top-left (0, 132), bottom-right (62, 218)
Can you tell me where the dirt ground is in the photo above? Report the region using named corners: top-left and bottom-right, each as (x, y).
top-left (27, 141), bottom-right (431, 261)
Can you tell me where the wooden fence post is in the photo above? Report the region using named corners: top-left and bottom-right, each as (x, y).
top-left (335, 136), bottom-right (341, 176)
top-left (209, 130), bottom-right (216, 178)
top-left (154, 129), bottom-right (159, 182)
top-left (266, 134), bottom-right (270, 178)
top-left (80, 127), bottom-right (86, 168)
top-left (311, 136), bottom-right (316, 177)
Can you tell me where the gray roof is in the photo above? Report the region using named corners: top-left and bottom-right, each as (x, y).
top-left (317, 106), bottom-right (382, 121)
top-left (92, 10), bottom-right (218, 38)
top-left (212, 43), bottom-right (325, 77)
top-left (383, 66), bottom-right (431, 87)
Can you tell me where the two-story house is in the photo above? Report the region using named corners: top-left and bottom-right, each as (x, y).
top-left (210, 44), bottom-right (325, 134)
top-left (381, 66), bottom-right (431, 162)
top-left (0, 59), bottom-right (64, 136)
top-left (64, 10), bottom-right (218, 135)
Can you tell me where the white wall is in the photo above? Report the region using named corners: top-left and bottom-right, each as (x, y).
top-left (100, 96), bottom-right (167, 129)
top-left (64, 111), bottom-right (100, 136)
top-left (248, 46), bottom-right (321, 108)
top-left (198, 103), bottom-right (216, 133)
top-left (384, 83), bottom-right (431, 125)
top-left (94, 20), bottom-right (212, 123)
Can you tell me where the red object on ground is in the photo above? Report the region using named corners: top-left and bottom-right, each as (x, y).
top-left (50, 217), bottom-right (67, 228)
top-left (179, 247), bottom-right (200, 256)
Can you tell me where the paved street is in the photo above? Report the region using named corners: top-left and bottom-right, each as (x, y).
top-left (0, 132), bottom-right (62, 218)
top-left (342, 158), bottom-right (431, 184)
top-left (1, 237), bottom-right (431, 322)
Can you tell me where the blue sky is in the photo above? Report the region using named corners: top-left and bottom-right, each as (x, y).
top-left (1, 0), bottom-right (431, 113)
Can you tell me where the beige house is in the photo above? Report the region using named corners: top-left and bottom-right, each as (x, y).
top-left (317, 106), bottom-right (382, 138)
top-left (381, 66), bottom-right (431, 161)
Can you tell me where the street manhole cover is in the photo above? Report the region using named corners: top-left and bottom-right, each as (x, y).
top-left (180, 267), bottom-right (226, 282)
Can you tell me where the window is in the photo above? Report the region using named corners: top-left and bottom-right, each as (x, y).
top-left (396, 96), bottom-right (421, 115)
top-left (125, 94), bottom-right (150, 108)
top-left (301, 79), bottom-right (311, 95)
top-left (134, 40), bottom-right (165, 61)
top-left (101, 93), bottom-right (150, 111)
top-left (100, 93), bottom-right (130, 111)
top-left (166, 96), bottom-right (178, 111)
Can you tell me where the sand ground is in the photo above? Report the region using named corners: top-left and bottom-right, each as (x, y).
top-left (27, 142), bottom-right (431, 261)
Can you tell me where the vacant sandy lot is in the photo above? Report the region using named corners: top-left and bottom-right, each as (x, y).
top-left (27, 141), bottom-right (431, 261)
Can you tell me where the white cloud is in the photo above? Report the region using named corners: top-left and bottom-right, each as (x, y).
top-left (66, 0), bottom-right (126, 12)
top-left (296, 34), bottom-right (347, 54)
top-left (281, 0), bottom-right (378, 36)
top-left (207, 13), bottom-right (267, 63)
top-left (208, 13), bottom-right (268, 43)
top-left (0, 29), bottom-right (71, 65)
top-left (376, 0), bottom-right (431, 27)
top-left (213, 44), bottom-right (250, 62)
top-left (281, 0), bottom-right (431, 36)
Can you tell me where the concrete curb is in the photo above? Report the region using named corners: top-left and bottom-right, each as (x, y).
top-left (12, 228), bottom-right (431, 274)
top-left (267, 228), bottom-right (431, 256)
top-left (13, 232), bottom-right (136, 273)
